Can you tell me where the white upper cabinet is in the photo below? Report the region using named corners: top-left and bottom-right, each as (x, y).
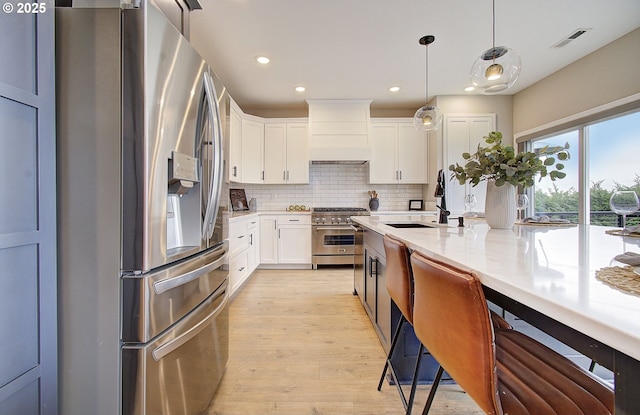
top-left (226, 98), bottom-right (264, 184)
top-left (264, 121), bottom-right (309, 184)
top-left (225, 96), bottom-right (308, 184)
top-left (227, 99), bottom-right (243, 181)
top-left (443, 114), bottom-right (496, 215)
top-left (240, 116), bottom-right (265, 184)
top-left (369, 119), bottom-right (428, 184)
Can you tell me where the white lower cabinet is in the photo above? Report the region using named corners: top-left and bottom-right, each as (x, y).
top-left (260, 214), bottom-right (311, 266)
top-left (228, 250), bottom-right (249, 295)
top-left (228, 215), bottom-right (260, 296)
top-left (247, 219), bottom-right (259, 271)
top-left (259, 215), bottom-right (278, 264)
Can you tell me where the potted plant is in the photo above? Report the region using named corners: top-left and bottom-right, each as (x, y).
top-left (448, 131), bottom-right (570, 228)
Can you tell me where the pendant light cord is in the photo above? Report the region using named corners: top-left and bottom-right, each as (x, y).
top-left (491, 0), bottom-right (496, 61)
top-left (425, 43), bottom-right (429, 105)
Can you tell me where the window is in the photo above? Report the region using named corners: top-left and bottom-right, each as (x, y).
top-left (589, 112), bottom-right (640, 226)
top-left (528, 110), bottom-right (640, 226)
top-left (533, 131), bottom-right (579, 223)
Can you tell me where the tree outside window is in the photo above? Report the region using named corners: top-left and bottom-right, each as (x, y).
top-left (531, 110), bottom-right (640, 226)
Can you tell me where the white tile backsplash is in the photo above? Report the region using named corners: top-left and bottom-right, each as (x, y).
top-left (225, 164), bottom-right (423, 211)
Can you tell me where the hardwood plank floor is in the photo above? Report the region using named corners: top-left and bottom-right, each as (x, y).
top-left (207, 268), bottom-right (483, 415)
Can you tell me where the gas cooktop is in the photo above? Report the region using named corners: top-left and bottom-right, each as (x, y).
top-left (312, 207), bottom-right (368, 213)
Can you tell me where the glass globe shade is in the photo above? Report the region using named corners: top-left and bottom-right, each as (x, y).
top-left (470, 46), bottom-right (521, 94)
top-left (413, 105), bottom-right (442, 131)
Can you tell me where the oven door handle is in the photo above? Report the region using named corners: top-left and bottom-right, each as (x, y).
top-left (350, 225), bottom-right (364, 232)
top-left (314, 226), bottom-right (353, 231)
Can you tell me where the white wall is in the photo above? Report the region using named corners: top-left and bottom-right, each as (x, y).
top-left (226, 164), bottom-right (423, 211)
top-left (513, 28), bottom-right (640, 135)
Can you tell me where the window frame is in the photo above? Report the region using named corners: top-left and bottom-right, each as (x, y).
top-left (518, 102), bottom-right (640, 225)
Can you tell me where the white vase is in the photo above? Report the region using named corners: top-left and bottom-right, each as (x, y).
top-left (485, 181), bottom-right (516, 229)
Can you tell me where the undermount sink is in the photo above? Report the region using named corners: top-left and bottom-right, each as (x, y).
top-left (384, 223), bottom-right (435, 229)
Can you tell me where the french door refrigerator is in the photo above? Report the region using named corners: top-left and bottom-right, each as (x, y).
top-left (56, 2), bottom-right (229, 414)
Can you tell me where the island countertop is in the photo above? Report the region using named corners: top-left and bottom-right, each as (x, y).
top-left (352, 215), bottom-right (640, 362)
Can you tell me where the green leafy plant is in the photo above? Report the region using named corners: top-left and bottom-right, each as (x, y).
top-left (449, 131), bottom-right (570, 188)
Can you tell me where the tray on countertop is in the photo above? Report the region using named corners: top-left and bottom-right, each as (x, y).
top-left (515, 221), bottom-right (576, 227)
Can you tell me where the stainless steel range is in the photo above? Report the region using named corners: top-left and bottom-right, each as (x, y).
top-left (312, 207), bottom-right (369, 268)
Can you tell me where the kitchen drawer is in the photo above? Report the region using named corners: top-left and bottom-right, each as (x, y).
top-left (277, 214), bottom-right (311, 226)
top-left (229, 221), bottom-right (249, 255)
top-left (229, 250), bottom-right (249, 294)
top-left (247, 218), bottom-right (259, 230)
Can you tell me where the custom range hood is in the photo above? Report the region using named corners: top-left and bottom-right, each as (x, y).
top-left (307, 99), bottom-right (372, 164)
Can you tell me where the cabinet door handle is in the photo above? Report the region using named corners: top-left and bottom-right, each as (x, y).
top-left (287, 170), bottom-right (290, 180)
top-left (262, 171), bottom-right (265, 180)
top-left (399, 170), bottom-right (402, 180)
top-left (278, 229), bottom-right (281, 238)
top-left (368, 256), bottom-right (377, 277)
top-left (249, 234), bottom-right (253, 245)
top-left (233, 166), bottom-right (237, 177)
top-left (283, 170), bottom-right (286, 180)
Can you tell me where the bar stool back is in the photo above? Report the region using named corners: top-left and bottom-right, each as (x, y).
top-left (377, 234), bottom-right (423, 415)
top-left (410, 252), bottom-right (613, 415)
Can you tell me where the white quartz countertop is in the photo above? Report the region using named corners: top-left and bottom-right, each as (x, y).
top-left (352, 215), bottom-right (640, 361)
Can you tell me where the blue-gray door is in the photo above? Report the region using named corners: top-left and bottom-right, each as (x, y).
top-left (0, 1), bottom-right (57, 414)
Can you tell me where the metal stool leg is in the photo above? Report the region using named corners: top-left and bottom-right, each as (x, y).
top-left (421, 365), bottom-right (444, 415)
top-left (405, 343), bottom-right (424, 415)
top-left (378, 314), bottom-right (406, 391)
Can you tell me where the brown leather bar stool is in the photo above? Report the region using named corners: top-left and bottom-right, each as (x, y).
top-left (377, 234), bottom-right (423, 415)
top-left (410, 252), bottom-right (614, 415)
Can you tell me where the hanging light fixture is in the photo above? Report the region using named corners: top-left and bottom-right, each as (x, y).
top-left (469, 0), bottom-right (521, 94)
top-left (413, 35), bottom-right (442, 132)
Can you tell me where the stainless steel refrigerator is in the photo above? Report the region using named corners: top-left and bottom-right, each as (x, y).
top-left (56, 2), bottom-right (229, 414)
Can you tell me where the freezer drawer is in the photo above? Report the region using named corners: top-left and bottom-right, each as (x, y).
top-left (122, 280), bottom-right (229, 415)
top-left (122, 242), bottom-right (228, 343)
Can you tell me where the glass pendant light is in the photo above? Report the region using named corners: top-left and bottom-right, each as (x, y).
top-left (413, 35), bottom-right (442, 132)
top-left (470, 0), bottom-right (521, 94)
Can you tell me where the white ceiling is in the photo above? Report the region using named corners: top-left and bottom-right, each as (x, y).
top-left (190, 0), bottom-right (640, 116)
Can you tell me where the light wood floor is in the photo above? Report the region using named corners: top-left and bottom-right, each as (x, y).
top-left (207, 267), bottom-right (483, 415)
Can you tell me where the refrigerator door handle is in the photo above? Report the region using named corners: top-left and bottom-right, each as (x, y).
top-left (152, 285), bottom-right (228, 361)
top-left (201, 71), bottom-right (224, 241)
top-left (153, 252), bottom-right (225, 295)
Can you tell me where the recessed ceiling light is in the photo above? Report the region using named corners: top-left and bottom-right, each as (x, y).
top-left (389, 86), bottom-right (400, 92)
top-left (256, 56), bottom-right (270, 64)
top-left (295, 86), bottom-right (306, 92)
top-left (464, 86), bottom-right (475, 92)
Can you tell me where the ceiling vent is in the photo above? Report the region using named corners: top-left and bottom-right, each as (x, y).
top-left (552, 28), bottom-right (592, 48)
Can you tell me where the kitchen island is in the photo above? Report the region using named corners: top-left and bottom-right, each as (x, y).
top-left (352, 215), bottom-right (640, 414)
